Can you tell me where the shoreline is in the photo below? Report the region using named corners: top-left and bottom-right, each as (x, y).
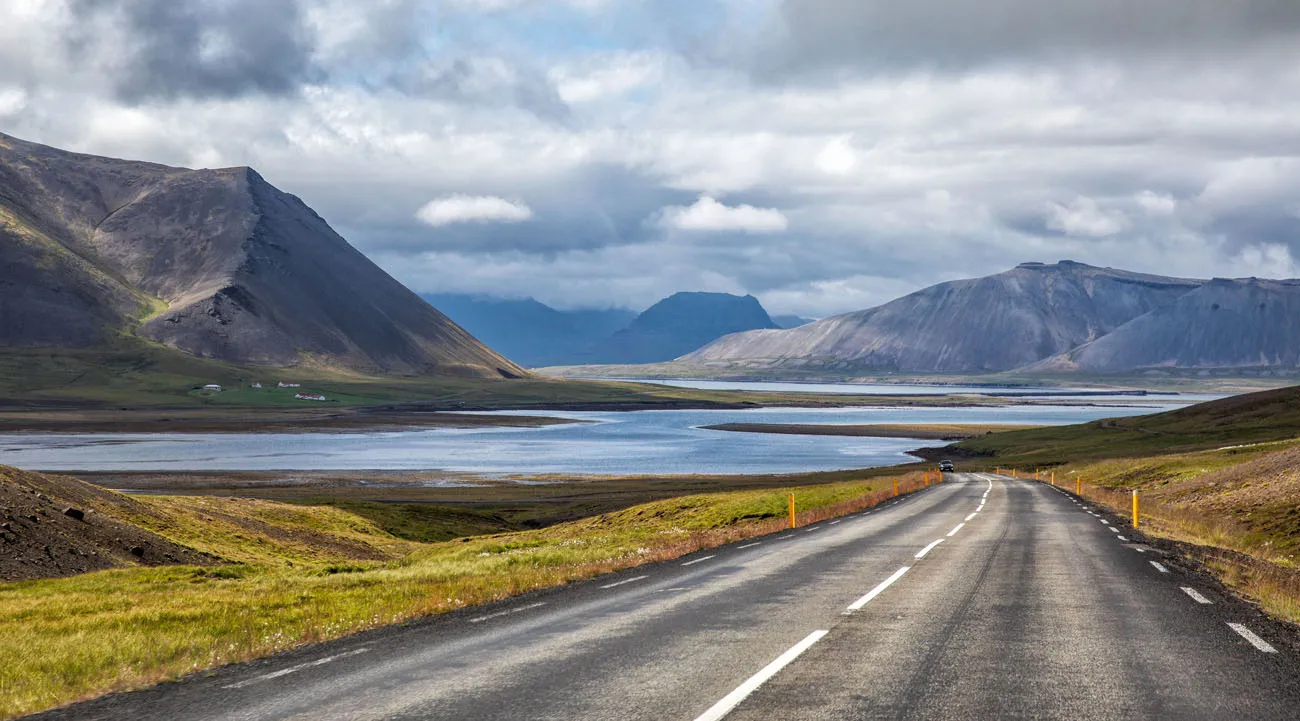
top-left (700, 422), bottom-right (1042, 441)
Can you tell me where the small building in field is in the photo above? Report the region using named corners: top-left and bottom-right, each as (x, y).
top-left (251, 382), bottom-right (263, 389)
top-left (294, 393), bottom-right (327, 402)
top-left (202, 384), bottom-right (223, 392)
top-left (278, 382), bottom-right (301, 388)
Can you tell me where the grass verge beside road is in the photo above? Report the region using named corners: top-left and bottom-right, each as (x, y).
top-left (0, 468), bottom-right (929, 719)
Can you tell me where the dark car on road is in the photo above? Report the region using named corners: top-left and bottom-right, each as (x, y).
top-left (939, 460), bottom-right (955, 472)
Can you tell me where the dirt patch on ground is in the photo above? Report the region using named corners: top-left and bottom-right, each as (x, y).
top-left (0, 466), bottom-right (216, 581)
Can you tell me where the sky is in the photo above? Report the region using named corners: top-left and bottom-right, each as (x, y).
top-left (3, 0), bottom-right (1300, 317)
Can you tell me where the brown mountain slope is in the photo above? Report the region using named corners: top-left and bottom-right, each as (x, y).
top-left (0, 131), bottom-right (522, 377)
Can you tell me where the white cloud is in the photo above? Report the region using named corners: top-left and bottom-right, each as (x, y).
top-left (1135, 190), bottom-right (1176, 216)
top-left (1044, 197), bottom-right (1129, 238)
top-left (656, 195), bottom-right (789, 233)
top-left (416, 195), bottom-right (534, 226)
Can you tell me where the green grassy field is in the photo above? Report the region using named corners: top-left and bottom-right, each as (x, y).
top-left (0, 467), bottom-right (929, 719)
top-left (950, 384), bottom-right (1300, 466)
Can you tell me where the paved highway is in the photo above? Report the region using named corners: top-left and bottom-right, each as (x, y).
top-left (33, 474), bottom-right (1300, 720)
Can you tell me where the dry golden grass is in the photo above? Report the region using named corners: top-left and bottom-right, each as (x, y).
top-left (0, 471), bottom-right (927, 719)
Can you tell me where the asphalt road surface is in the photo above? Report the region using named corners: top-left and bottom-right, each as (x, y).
top-left (32, 474), bottom-right (1300, 720)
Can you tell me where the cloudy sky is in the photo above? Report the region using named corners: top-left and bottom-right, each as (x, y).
top-left (3, 0), bottom-right (1300, 317)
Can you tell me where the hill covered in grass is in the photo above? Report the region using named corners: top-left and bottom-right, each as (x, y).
top-left (948, 384), bottom-right (1300, 465)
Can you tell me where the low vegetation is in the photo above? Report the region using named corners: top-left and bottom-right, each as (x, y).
top-left (954, 384), bottom-right (1300, 464)
top-left (0, 466), bottom-right (928, 719)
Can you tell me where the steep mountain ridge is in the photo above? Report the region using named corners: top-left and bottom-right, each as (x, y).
top-left (0, 132), bottom-right (521, 377)
top-left (685, 262), bottom-right (1203, 372)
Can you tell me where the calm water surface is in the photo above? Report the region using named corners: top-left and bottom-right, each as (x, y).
top-left (0, 382), bottom-right (1219, 475)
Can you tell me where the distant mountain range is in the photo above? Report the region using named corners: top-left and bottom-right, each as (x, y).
top-left (419, 294), bottom-right (635, 368)
top-left (685, 261), bottom-right (1300, 375)
top-left (575, 292), bottom-right (779, 365)
top-left (426, 291), bottom-right (784, 367)
top-left (0, 132), bottom-right (520, 378)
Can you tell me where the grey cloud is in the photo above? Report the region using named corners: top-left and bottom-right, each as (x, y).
top-left (393, 57), bottom-right (573, 124)
top-left (67, 0), bottom-right (319, 101)
top-left (761, 0), bottom-right (1300, 75)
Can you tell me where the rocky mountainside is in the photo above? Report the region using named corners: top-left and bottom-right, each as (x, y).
top-left (579, 292), bottom-right (779, 365)
top-left (1029, 277), bottom-right (1300, 373)
top-left (421, 294), bottom-right (635, 368)
top-left (684, 261), bottom-right (1203, 372)
top-left (0, 132), bottom-right (521, 377)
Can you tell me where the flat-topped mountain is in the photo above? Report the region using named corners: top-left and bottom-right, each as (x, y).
top-left (0, 132), bottom-right (521, 377)
top-left (1030, 277), bottom-right (1300, 373)
top-left (684, 262), bottom-right (1203, 372)
top-left (579, 292), bottom-right (779, 365)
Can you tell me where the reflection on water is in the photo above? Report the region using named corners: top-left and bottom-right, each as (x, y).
top-left (0, 392), bottom-right (1206, 475)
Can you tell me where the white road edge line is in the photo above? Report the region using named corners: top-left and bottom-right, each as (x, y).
top-left (1109, 526), bottom-right (1120, 533)
top-left (1228, 623), bottom-right (1277, 653)
top-left (965, 512), bottom-right (977, 521)
top-left (915, 539), bottom-right (945, 559)
top-left (693, 630), bottom-right (829, 721)
top-left (682, 555), bottom-right (717, 567)
top-left (600, 575), bottom-right (649, 589)
top-left (1181, 587), bottom-right (1212, 604)
top-left (829, 520), bottom-right (842, 525)
top-left (737, 542), bottom-right (762, 550)
top-left (223, 647), bottom-right (371, 689)
top-left (470, 602), bottom-right (547, 623)
top-left (947, 522), bottom-right (966, 537)
top-left (1117, 536), bottom-right (1129, 542)
top-left (1150, 561), bottom-right (1170, 573)
top-left (846, 566), bottom-right (911, 612)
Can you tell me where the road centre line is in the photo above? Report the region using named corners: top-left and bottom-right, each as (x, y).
top-left (965, 513), bottom-right (978, 521)
top-left (693, 630), bottom-right (829, 721)
top-left (947, 523), bottom-right (966, 537)
top-left (847, 566), bottom-right (911, 611)
top-left (1181, 587), bottom-right (1213, 604)
top-left (682, 555), bottom-right (717, 566)
top-left (470, 602), bottom-right (547, 624)
top-left (600, 575), bottom-right (649, 589)
top-left (223, 647), bottom-right (372, 689)
top-left (1228, 623), bottom-right (1278, 653)
top-left (1150, 561), bottom-right (1170, 573)
top-left (915, 539), bottom-right (945, 559)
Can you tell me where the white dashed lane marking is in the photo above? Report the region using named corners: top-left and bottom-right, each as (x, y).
top-left (915, 539), bottom-right (945, 559)
top-left (1181, 587), bottom-right (1213, 604)
top-left (1228, 623), bottom-right (1277, 653)
top-left (1150, 561), bottom-right (1170, 573)
top-left (681, 555), bottom-right (716, 567)
top-left (600, 576), bottom-right (648, 590)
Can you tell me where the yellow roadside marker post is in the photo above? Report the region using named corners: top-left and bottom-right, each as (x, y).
top-left (789, 493), bottom-right (796, 529)
top-left (1132, 490), bottom-right (1140, 528)
top-left (1051, 471), bottom-right (1056, 486)
top-left (893, 478), bottom-right (899, 497)
top-left (1077, 477), bottom-right (1082, 495)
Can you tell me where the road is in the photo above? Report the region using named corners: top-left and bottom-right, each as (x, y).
top-left (33, 474), bottom-right (1300, 720)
